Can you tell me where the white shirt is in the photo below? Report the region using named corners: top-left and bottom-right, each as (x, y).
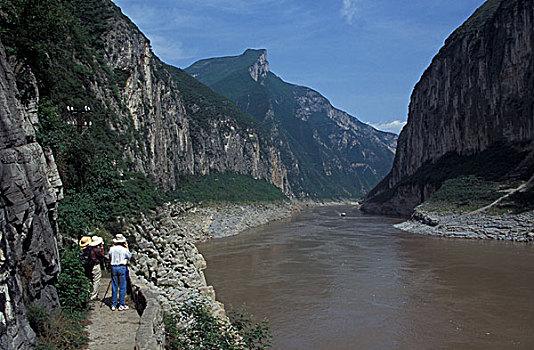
top-left (109, 245), bottom-right (132, 266)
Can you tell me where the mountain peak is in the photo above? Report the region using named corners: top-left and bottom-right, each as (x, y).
top-left (243, 49), bottom-right (269, 82)
top-left (243, 48), bottom-right (267, 56)
top-left (185, 48), bottom-right (270, 85)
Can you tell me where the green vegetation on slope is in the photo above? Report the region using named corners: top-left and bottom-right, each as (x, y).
top-left (171, 173), bottom-right (288, 203)
top-left (367, 141), bottom-right (533, 210)
top-left (162, 63), bottom-right (268, 136)
top-left (186, 49), bottom-right (265, 88)
top-left (446, 0), bottom-right (503, 43)
top-left (422, 175), bottom-right (504, 213)
top-left (26, 248), bottom-right (91, 350)
top-left (164, 299), bottom-right (272, 350)
top-left (421, 174), bottom-right (534, 215)
top-left (1, 0), bottom-right (163, 238)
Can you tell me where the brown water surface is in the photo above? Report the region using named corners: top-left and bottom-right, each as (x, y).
top-left (198, 205), bottom-right (534, 350)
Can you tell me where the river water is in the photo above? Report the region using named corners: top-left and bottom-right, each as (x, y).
top-left (198, 205), bottom-right (534, 350)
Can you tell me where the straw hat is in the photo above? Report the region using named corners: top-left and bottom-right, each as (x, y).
top-left (79, 236), bottom-right (91, 247)
top-left (112, 234), bottom-right (127, 244)
top-left (89, 236), bottom-right (103, 246)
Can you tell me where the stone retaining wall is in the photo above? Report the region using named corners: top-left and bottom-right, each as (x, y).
top-left (132, 278), bottom-right (165, 350)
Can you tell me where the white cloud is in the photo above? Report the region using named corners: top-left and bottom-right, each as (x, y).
top-left (369, 120), bottom-right (407, 134)
top-left (341, 0), bottom-right (359, 24)
top-left (149, 35), bottom-right (196, 62)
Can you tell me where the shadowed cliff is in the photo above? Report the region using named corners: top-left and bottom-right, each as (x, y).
top-left (362, 0), bottom-right (534, 216)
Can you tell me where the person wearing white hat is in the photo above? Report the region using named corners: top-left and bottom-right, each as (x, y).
top-left (88, 236), bottom-right (105, 300)
top-left (108, 234), bottom-right (132, 311)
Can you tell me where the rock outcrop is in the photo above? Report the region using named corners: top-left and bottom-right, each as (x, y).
top-left (0, 41), bottom-right (63, 349)
top-left (186, 49), bottom-right (397, 198)
top-left (363, 0), bottom-right (534, 216)
top-left (248, 49), bottom-right (269, 82)
top-left (396, 206), bottom-right (534, 242)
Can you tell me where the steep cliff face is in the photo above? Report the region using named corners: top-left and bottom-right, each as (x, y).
top-left (187, 49), bottom-right (397, 198)
top-left (92, 2), bottom-right (290, 195)
top-left (363, 0), bottom-right (534, 216)
top-left (0, 42), bottom-right (63, 350)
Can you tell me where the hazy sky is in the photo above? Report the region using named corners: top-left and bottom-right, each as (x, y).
top-left (112, 0), bottom-right (486, 133)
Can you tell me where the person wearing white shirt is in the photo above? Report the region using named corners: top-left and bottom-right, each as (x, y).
top-left (108, 234), bottom-right (132, 311)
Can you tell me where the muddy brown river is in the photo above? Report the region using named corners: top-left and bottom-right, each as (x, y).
top-left (198, 205), bottom-right (534, 350)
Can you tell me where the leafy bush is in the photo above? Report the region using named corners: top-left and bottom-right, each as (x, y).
top-left (164, 299), bottom-right (271, 350)
top-left (228, 306), bottom-right (271, 350)
top-left (58, 170), bottom-right (163, 237)
top-left (35, 99), bottom-right (76, 155)
top-left (26, 306), bottom-right (88, 350)
top-left (56, 248), bottom-right (91, 311)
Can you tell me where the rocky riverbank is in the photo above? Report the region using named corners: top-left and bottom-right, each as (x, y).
top-left (395, 207), bottom-right (534, 242)
top-left (124, 201), bottom-right (302, 317)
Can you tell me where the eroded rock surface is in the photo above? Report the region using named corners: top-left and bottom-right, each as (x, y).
top-left (0, 41), bottom-right (63, 350)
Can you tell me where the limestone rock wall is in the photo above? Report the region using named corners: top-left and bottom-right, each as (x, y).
top-left (0, 42), bottom-right (63, 349)
top-left (248, 49), bottom-right (269, 82)
top-left (93, 2), bottom-right (290, 195)
top-left (363, 0), bottom-right (534, 215)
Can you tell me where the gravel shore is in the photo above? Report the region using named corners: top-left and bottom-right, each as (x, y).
top-left (395, 207), bottom-right (534, 242)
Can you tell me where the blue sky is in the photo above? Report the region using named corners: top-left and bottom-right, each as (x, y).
top-left (112, 0), bottom-right (486, 133)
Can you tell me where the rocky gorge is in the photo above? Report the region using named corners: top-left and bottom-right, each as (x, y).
top-left (3, 0), bottom-right (534, 348)
top-left (92, 1), bottom-right (291, 195)
top-left (0, 0), bottom-right (392, 346)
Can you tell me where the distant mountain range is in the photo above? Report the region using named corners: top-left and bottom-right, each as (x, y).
top-left (186, 49), bottom-right (397, 198)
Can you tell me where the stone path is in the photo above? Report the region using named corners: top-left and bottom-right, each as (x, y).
top-left (86, 276), bottom-right (140, 350)
top-left (469, 177), bottom-right (533, 215)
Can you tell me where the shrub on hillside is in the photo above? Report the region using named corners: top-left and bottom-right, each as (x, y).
top-left (56, 248), bottom-right (91, 311)
top-left (26, 306), bottom-right (88, 350)
top-left (228, 306), bottom-right (271, 350)
top-left (164, 299), bottom-right (272, 350)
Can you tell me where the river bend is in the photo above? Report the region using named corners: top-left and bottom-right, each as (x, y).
top-left (199, 205), bottom-right (534, 350)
